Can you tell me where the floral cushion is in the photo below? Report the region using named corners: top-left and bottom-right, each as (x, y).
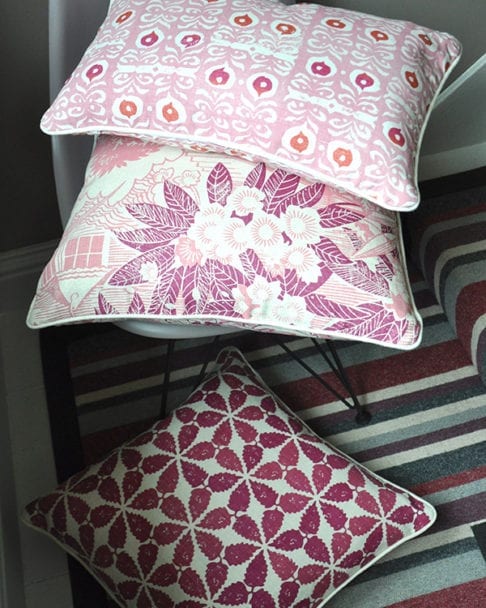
top-left (40, 0), bottom-right (461, 211)
top-left (27, 135), bottom-right (422, 349)
top-left (22, 347), bottom-right (437, 608)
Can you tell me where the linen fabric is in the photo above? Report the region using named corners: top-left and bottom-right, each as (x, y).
top-left (40, 0), bottom-right (461, 211)
top-left (22, 346), bottom-right (437, 608)
top-left (27, 135), bottom-right (422, 349)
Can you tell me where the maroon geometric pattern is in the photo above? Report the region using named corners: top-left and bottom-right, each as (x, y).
top-left (23, 348), bottom-right (436, 607)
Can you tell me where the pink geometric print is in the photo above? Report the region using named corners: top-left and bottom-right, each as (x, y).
top-left (27, 136), bottom-right (422, 349)
top-left (22, 347), bottom-right (437, 608)
top-left (40, 0), bottom-right (461, 211)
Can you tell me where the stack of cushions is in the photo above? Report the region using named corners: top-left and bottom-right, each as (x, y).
top-left (22, 347), bottom-right (437, 608)
top-left (404, 184), bottom-right (486, 384)
top-left (23, 1), bottom-right (461, 603)
top-left (27, 0), bottom-right (462, 350)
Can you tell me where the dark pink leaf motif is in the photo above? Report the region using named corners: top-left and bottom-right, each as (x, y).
top-left (114, 226), bottom-right (181, 252)
top-left (129, 488), bottom-right (159, 510)
top-left (240, 250), bottom-right (273, 282)
top-left (229, 482), bottom-right (251, 512)
top-left (279, 441), bottom-right (299, 467)
top-left (138, 542), bottom-right (158, 577)
top-left (324, 482), bottom-right (354, 502)
top-left (349, 516), bottom-right (377, 536)
top-left (182, 461), bottom-right (208, 487)
top-left (178, 424), bottom-right (199, 451)
top-left (263, 509), bottom-right (284, 541)
top-left (122, 470), bottom-right (145, 502)
top-left (161, 495), bottom-right (188, 522)
top-left (127, 513), bottom-right (152, 543)
top-left (148, 263), bottom-right (184, 315)
top-left (339, 550), bottom-right (364, 569)
top-left (300, 440), bottom-right (325, 463)
top-left (254, 461), bottom-right (282, 480)
top-left (96, 292), bottom-right (119, 315)
top-left (189, 488), bottom-right (211, 521)
top-left (332, 260), bottom-right (390, 296)
top-left (90, 504), bottom-right (117, 528)
top-left (243, 444), bottom-right (263, 471)
top-left (252, 589), bottom-right (276, 608)
top-left (206, 562), bottom-right (228, 596)
top-left (153, 522), bottom-right (185, 545)
top-left (234, 514), bottom-right (261, 542)
top-left (185, 440), bottom-right (215, 461)
top-left (199, 507), bottom-right (231, 530)
top-left (279, 492), bottom-right (309, 513)
top-left (127, 202), bottom-right (193, 231)
top-left (116, 551), bottom-right (139, 578)
top-left (300, 504), bottom-right (320, 535)
top-left (207, 162), bottom-right (233, 205)
top-left (279, 581), bottom-right (300, 606)
top-left (174, 532), bottom-right (194, 567)
top-left (109, 513), bottom-right (127, 549)
top-left (217, 581), bottom-right (248, 606)
top-left (260, 432), bottom-right (288, 449)
top-left (319, 203), bottom-right (365, 228)
top-left (197, 530), bottom-right (223, 560)
top-left (298, 565), bottom-right (325, 586)
top-left (252, 482), bottom-right (278, 507)
top-left (271, 530), bottom-right (304, 551)
top-left (164, 180), bottom-right (198, 216)
top-left (79, 523), bottom-right (94, 556)
top-left (149, 563), bottom-right (178, 588)
top-left (281, 267), bottom-right (326, 298)
top-left (304, 536), bottom-right (330, 562)
top-left (208, 472), bottom-right (240, 492)
top-left (108, 247), bottom-right (169, 287)
top-left (312, 464), bottom-right (333, 493)
top-left (363, 526), bottom-right (383, 554)
top-left (225, 543), bottom-right (258, 566)
top-left (321, 503), bottom-right (348, 530)
top-left (245, 552), bottom-right (268, 587)
top-left (331, 532), bottom-right (351, 561)
top-left (156, 462), bottom-right (179, 495)
top-left (127, 292), bottom-right (145, 314)
top-left (262, 168), bottom-right (301, 213)
top-left (348, 466), bottom-right (366, 488)
top-left (216, 447), bottom-right (243, 472)
top-left (312, 235), bottom-right (350, 266)
top-left (142, 453), bottom-right (170, 475)
top-left (379, 487), bottom-right (398, 513)
top-left (208, 258), bottom-right (246, 297)
top-left (66, 496), bottom-right (90, 524)
top-left (270, 181), bottom-right (326, 217)
top-left (386, 524), bottom-right (405, 545)
top-left (244, 162), bottom-right (266, 189)
top-left (285, 469), bottom-right (313, 493)
top-left (270, 551), bottom-right (298, 580)
top-left (355, 490), bottom-right (380, 516)
top-left (93, 544), bottom-right (113, 569)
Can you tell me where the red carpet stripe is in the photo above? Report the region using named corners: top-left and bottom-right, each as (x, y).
top-left (387, 578), bottom-right (486, 608)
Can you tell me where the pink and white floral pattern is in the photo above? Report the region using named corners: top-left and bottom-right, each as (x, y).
top-left (23, 347), bottom-right (437, 608)
top-left (40, 0), bottom-right (461, 211)
top-left (27, 136), bottom-right (422, 349)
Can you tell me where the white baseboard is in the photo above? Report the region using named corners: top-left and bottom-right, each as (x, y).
top-left (0, 241), bottom-right (58, 283)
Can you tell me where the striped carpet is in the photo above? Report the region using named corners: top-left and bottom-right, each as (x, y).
top-left (66, 265), bottom-right (486, 608)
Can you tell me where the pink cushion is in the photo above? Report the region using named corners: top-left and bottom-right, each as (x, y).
top-left (40, 0), bottom-right (461, 211)
top-left (27, 135), bottom-right (422, 349)
top-left (22, 347), bottom-right (436, 608)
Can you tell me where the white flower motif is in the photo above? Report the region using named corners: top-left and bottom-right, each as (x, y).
top-left (140, 261), bottom-right (159, 282)
top-left (187, 204), bottom-right (228, 256)
top-left (247, 276), bottom-right (281, 317)
top-left (227, 186), bottom-right (265, 216)
top-left (231, 285), bottom-right (252, 317)
top-left (282, 245), bottom-right (321, 283)
top-left (283, 205), bottom-right (321, 244)
top-left (271, 294), bottom-right (312, 327)
top-left (249, 212), bottom-right (283, 251)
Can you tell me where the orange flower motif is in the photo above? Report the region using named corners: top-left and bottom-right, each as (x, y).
top-left (405, 71), bottom-right (419, 89)
top-left (370, 30), bottom-right (389, 42)
top-left (333, 147), bottom-right (353, 167)
top-left (388, 127), bottom-right (406, 147)
top-left (290, 132), bottom-right (309, 153)
top-left (119, 100), bottom-right (138, 118)
top-left (162, 103), bottom-right (179, 122)
top-left (418, 33), bottom-right (433, 46)
top-left (234, 14), bottom-right (253, 27)
top-left (85, 64), bottom-right (104, 81)
top-left (115, 10), bottom-right (132, 24)
top-left (326, 19), bottom-right (346, 29)
top-left (276, 23), bottom-right (296, 35)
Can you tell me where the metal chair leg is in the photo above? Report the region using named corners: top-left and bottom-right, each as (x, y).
top-left (276, 337), bottom-right (371, 424)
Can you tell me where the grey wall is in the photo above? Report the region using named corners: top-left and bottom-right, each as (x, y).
top-left (1, 0), bottom-right (62, 253)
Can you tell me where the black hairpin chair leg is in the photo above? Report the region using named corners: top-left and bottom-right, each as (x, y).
top-left (275, 336), bottom-right (371, 424)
